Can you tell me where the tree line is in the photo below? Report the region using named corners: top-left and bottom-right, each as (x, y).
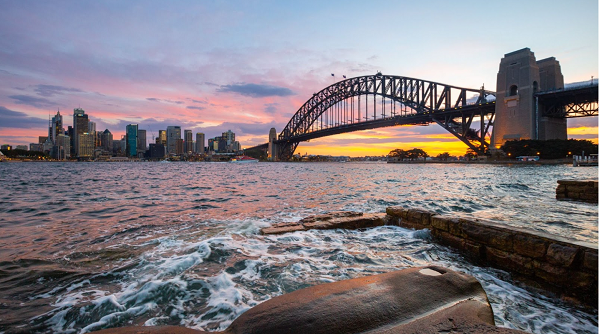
top-left (500, 139), bottom-right (598, 159)
top-left (388, 148), bottom-right (428, 161)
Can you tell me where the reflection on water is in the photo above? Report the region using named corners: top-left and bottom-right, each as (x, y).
top-left (0, 162), bottom-right (597, 333)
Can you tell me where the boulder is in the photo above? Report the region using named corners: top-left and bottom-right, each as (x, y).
top-left (93, 266), bottom-right (525, 334)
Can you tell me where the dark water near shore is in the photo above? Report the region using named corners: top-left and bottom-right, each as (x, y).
top-left (0, 162), bottom-right (597, 333)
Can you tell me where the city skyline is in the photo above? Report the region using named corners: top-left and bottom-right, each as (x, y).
top-left (0, 0), bottom-right (597, 157)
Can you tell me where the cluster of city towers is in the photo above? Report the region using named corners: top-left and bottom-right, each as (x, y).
top-left (16, 108), bottom-right (242, 160)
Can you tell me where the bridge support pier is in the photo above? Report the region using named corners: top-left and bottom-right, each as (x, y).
top-left (491, 48), bottom-right (567, 150)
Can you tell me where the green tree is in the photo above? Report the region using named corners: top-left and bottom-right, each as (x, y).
top-left (407, 148), bottom-right (428, 161)
top-left (436, 152), bottom-right (450, 161)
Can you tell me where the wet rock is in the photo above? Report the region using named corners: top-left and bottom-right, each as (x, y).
top-left (261, 211), bottom-right (387, 235)
top-left (93, 267), bottom-right (525, 334)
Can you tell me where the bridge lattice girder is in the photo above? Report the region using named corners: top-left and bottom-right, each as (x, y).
top-left (277, 75), bottom-right (495, 160)
top-left (536, 84), bottom-right (599, 118)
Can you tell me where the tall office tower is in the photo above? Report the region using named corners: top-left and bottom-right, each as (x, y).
top-left (126, 124), bottom-right (138, 157)
top-left (184, 130), bottom-right (193, 154)
top-left (78, 133), bottom-right (94, 158)
top-left (166, 126), bottom-right (181, 154)
top-left (195, 133), bottom-right (205, 154)
top-left (72, 108), bottom-right (89, 157)
top-left (88, 121), bottom-right (99, 148)
top-left (158, 130), bottom-right (167, 145)
top-left (101, 129), bottom-right (113, 152)
top-left (137, 129), bottom-right (147, 154)
top-left (175, 138), bottom-right (184, 155)
top-left (268, 127), bottom-right (277, 161)
top-left (50, 110), bottom-right (63, 143)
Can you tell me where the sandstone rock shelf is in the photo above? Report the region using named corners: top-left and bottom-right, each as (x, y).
top-left (261, 208), bottom-right (598, 308)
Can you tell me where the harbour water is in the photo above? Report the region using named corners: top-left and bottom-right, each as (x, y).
top-left (0, 162), bottom-right (597, 333)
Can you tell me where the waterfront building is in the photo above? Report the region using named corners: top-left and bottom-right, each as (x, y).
top-left (54, 134), bottom-right (70, 160)
top-left (38, 136), bottom-right (47, 144)
top-left (137, 129), bottom-right (147, 155)
top-left (195, 133), bottom-right (205, 154)
top-left (101, 129), bottom-right (113, 152)
top-left (77, 133), bottom-right (94, 158)
top-left (15, 145), bottom-right (27, 150)
top-left (126, 124), bottom-right (138, 158)
top-left (72, 108), bottom-right (89, 157)
top-left (166, 126), bottom-right (181, 155)
top-left (30, 143), bottom-right (42, 152)
top-left (148, 143), bottom-right (166, 159)
top-left (184, 129), bottom-right (193, 154)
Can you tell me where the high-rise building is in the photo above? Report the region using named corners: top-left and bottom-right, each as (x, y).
top-left (166, 126), bottom-right (181, 155)
top-left (176, 138), bottom-right (184, 155)
top-left (78, 133), bottom-right (94, 158)
top-left (72, 108), bottom-right (89, 157)
top-left (222, 130), bottom-right (235, 145)
top-left (195, 133), bottom-right (205, 154)
top-left (158, 130), bottom-right (167, 145)
top-left (50, 110), bottom-right (63, 144)
top-left (126, 124), bottom-right (138, 157)
top-left (137, 129), bottom-right (147, 154)
top-left (101, 129), bottom-right (113, 152)
top-left (184, 130), bottom-right (193, 154)
top-left (53, 134), bottom-right (70, 160)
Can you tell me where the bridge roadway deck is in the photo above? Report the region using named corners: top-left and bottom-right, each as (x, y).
top-left (275, 100), bottom-right (496, 144)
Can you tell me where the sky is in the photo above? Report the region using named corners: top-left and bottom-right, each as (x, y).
top-left (0, 0), bottom-right (598, 157)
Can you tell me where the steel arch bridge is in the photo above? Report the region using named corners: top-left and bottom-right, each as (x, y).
top-left (275, 74), bottom-right (496, 161)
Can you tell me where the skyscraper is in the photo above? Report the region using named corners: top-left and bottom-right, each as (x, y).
top-left (72, 108), bottom-right (88, 157)
top-left (101, 129), bottom-right (113, 152)
top-left (158, 130), bottom-right (167, 145)
top-left (137, 129), bottom-right (147, 154)
top-left (195, 133), bottom-right (205, 154)
top-left (166, 126), bottom-right (181, 155)
top-left (126, 124), bottom-right (138, 157)
top-left (50, 110), bottom-right (63, 144)
top-left (184, 130), bottom-right (193, 154)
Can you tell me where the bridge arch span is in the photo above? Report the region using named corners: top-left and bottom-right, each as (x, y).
top-left (276, 74), bottom-right (496, 161)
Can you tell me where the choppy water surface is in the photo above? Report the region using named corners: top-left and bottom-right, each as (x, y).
top-left (0, 162), bottom-right (597, 333)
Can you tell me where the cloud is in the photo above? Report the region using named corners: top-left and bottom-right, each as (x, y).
top-left (264, 103), bottom-right (278, 113)
top-left (187, 106), bottom-right (205, 110)
top-left (217, 83), bottom-right (295, 98)
top-left (34, 84), bottom-right (83, 97)
top-left (9, 95), bottom-right (56, 109)
top-left (189, 99), bottom-right (208, 104)
top-left (146, 97), bottom-right (184, 104)
top-left (0, 106), bottom-right (48, 128)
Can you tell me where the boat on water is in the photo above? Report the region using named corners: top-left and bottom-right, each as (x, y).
top-left (230, 155), bottom-right (259, 163)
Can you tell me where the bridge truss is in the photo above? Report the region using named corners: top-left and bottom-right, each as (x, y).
top-left (537, 84), bottom-right (599, 118)
top-left (276, 74), bottom-right (496, 161)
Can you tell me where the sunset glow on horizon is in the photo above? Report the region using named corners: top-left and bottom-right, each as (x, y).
top-left (0, 0), bottom-right (597, 156)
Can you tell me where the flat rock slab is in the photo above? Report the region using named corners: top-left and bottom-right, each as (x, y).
top-left (94, 266), bottom-right (525, 334)
top-left (261, 211), bottom-right (388, 235)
